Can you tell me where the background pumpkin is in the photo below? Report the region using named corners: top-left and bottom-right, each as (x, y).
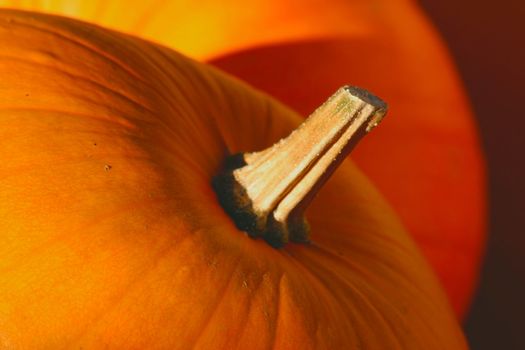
top-left (0, 9), bottom-right (467, 349)
top-left (418, 1), bottom-right (525, 348)
top-left (0, 0), bottom-right (487, 320)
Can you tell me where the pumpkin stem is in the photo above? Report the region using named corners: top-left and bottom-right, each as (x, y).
top-left (213, 86), bottom-right (387, 247)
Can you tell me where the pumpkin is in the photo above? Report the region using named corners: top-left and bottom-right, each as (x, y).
top-left (0, 10), bottom-right (467, 349)
top-left (0, 0), bottom-right (486, 319)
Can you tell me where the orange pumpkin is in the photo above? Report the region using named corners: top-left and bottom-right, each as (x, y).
top-left (1, 0), bottom-right (486, 319)
top-left (0, 10), bottom-right (467, 349)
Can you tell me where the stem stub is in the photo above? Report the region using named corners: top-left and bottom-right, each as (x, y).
top-left (213, 86), bottom-right (387, 247)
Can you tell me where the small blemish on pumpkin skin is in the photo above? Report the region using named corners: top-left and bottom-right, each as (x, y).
top-left (206, 258), bottom-right (218, 269)
top-left (104, 164), bottom-right (112, 172)
top-left (263, 310), bottom-right (270, 321)
top-left (398, 303), bottom-right (409, 315)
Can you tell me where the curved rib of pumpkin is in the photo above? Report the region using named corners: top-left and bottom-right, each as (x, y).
top-left (0, 10), bottom-right (467, 349)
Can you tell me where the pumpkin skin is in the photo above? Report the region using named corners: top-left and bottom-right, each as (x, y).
top-left (0, 0), bottom-right (486, 319)
top-left (0, 10), bottom-right (467, 349)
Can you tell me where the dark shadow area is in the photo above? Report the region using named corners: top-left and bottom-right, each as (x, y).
top-left (418, 1), bottom-right (525, 348)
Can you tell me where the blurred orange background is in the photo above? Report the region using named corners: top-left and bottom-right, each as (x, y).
top-left (418, 0), bottom-right (525, 348)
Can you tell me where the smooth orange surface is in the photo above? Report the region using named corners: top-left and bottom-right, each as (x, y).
top-left (0, 10), bottom-right (467, 349)
top-left (0, 0), bottom-right (487, 319)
